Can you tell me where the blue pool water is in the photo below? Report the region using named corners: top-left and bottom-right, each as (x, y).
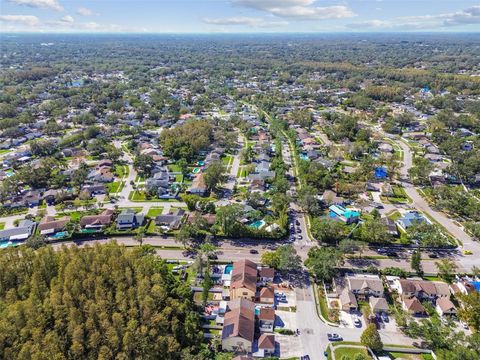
top-left (0, 241), bottom-right (15, 249)
top-left (255, 308), bottom-right (260, 316)
top-left (471, 282), bottom-right (480, 292)
top-left (192, 168), bottom-right (201, 174)
top-left (197, 161), bottom-right (205, 166)
top-left (50, 231), bottom-right (68, 239)
top-left (249, 220), bottom-right (266, 229)
top-left (224, 264), bottom-right (233, 274)
top-left (300, 154), bottom-right (309, 161)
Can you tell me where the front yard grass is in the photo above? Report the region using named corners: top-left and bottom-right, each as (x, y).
top-left (107, 181), bottom-right (122, 194)
top-left (147, 207), bottom-right (164, 218)
top-left (0, 222), bottom-right (5, 230)
top-left (334, 346), bottom-right (372, 360)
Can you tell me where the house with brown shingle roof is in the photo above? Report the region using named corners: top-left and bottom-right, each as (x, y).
top-left (230, 259), bottom-right (258, 301)
top-left (436, 297), bottom-right (456, 316)
top-left (259, 287), bottom-right (274, 304)
top-left (38, 216), bottom-right (70, 235)
top-left (221, 298), bottom-right (255, 353)
top-left (79, 209), bottom-right (114, 230)
top-left (258, 307), bottom-right (275, 333)
top-left (402, 297), bottom-right (426, 316)
top-left (257, 333), bottom-right (275, 356)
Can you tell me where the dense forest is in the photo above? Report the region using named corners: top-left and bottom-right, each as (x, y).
top-left (0, 243), bottom-right (203, 359)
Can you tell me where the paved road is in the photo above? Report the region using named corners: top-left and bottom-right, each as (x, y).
top-left (394, 138), bottom-right (479, 272)
top-left (295, 275), bottom-right (414, 360)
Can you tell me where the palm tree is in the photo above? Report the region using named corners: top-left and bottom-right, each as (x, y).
top-left (134, 228), bottom-right (146, 246)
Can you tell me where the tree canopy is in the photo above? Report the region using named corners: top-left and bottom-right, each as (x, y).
top-left (0, 242), bottom-right (202, 359)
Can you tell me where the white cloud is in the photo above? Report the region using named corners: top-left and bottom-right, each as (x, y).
top-left (7, 0), bottom-right (63, 12)
top-left (232, 0), bottom-right (355, 20)
top-left (46, 14), bottom-right (74, 26)
top-left (203, 16), bottom-right (288, 28)
top-left (348, 5), bottom-right (480, 30)
top-left (0, 14), bottom-right (39, 26)
top-left (76, 7), bottom-right (97, 16)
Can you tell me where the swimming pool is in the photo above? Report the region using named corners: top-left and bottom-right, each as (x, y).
top-left (0, 240), bottom-right (15, 249)
top-left (249, 220), bottom-right (266, 229)
top-left (300, 154), bottom-right (309, 161)
top-left (224, 264), bottom-right (233, 274)
top-left (49, 231), bottom-right (68, 239)
top-left (197, 161), bottom-right (205, 166)
top-left (192, 168), bottom-right (201, 174)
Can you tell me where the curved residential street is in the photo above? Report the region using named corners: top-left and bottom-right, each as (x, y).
top-left (394, 138), bottom-right (479, 272)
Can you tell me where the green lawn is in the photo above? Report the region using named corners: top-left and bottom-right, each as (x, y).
top-left (146, 219), bottom-right (157, 233)
top-left (168, 164), bottom-right (182, 172)
top-left (0, 223), bottom-right (5, 230)
top-left (147, 207), bottom-right (164, 218)
top-left (107, 181), bottom-right (122, 194)
top-left (221, 154), bottom-right (233, 166)
top-left (334, 346), bottom-right (372, 360)
top-left (115, 165), bottom-right (128, 178)
top-left (119, 207), bottom-right (143, 213)
top-left (129, 191), bottom-right (179, 202)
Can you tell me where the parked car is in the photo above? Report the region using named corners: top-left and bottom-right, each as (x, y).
top-left (428, 253), bottom-right (438, 258)
top-left (353, 317), bottom-right (362, 327)
top-left (249, 249), bottom-right (258, 254)
top-left (327, 333), bottom-right (342, 341)
top-left (295, 219), bottom-right (300, 226)
top-left (381, 313), bottom-right (389, 323)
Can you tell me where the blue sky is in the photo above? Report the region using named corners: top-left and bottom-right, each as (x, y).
top-left (0, 0), bottom-right (479, 33)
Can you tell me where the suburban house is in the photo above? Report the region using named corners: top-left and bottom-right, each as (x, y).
top-left (230, 259), bottom-right (258, 301)
top-left (335, 274), bottom-right (384, 312)
top-left (258, 287), bottom-right (274, 304)
top-left (436, 297), bottom-right (457, 316)
top-left (155, 208), bottom-right (185, 230)
top-left (0, 220), bottom-right (36, 241)
top-left (221, 298), bottom-right (255, 353)
top-left (257, 307), bottom-right (275, 333)
top-left (395, 279), bottom-right (450, 301)
top-left (329, 205), bottom-right (360, 224)
top-left (116, 209), bottom-right (145, 230)
top-left (258, 267), bottom-right (275, 284)
top-left (346, 274), bottom-right (384, 299)
top-left (403, 297), bottom-right (426, 316)
top-left (188, 173), bottom-right (208, 196)
top-left (369, 297), bottom-right (389, 314)
top-left (80, 209), bottom-right (114, 230)
top-left (382, 217), bottom-right (399, 236)
top-left (339, 289), bottom-right (358, 311)
top-left (396, 211), bottom-right (429, 231)
top-left (38, 216), bottom-right (70, 235)
top-left (257, 333), bottom-right (275, 357)
top-left (320, 190), bottom-right (345, 206)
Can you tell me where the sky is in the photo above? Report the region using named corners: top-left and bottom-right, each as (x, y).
top-left (0, 0), bottom-right (479, 33)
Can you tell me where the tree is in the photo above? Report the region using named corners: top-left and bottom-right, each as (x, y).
top-left (458, 292), bottom-right (480, 331)
top-left (25, 234), bottom-right (47, 250)
top-left (134, 227), bottom-right (145, 246)
top-left (276, 245), bottom-right (302, 272)
top-left (304, 247), bottom-right (341, 281)
top-left (297, 185), bottom-right (320, 215)
top-left (407, 222), bottom-right (445, 247)
top-left (435, 258), bottom-right (458, 283)
top-left (202, 264), bottom-right (213, 306)
top-left (203, 161), bottom-right (226, 191)
top-left (360, 323), bottom-right (383, 352)
top-left (0, 242), bottom-right (203, 359)
top-left (133, 154), bottom-right (155, 177)
top-left (338, 239), bottom-right (360, 255)
top-left (311, 218), bottom-right (346, 244)
top-left (261, 251), bottom-right (280, 268)
top-left (411, 249), bottom-right (422, 275)
top-left (214, 204), bottom-right (244, 236)
top-left (359, 218), bottom-right (391, 244)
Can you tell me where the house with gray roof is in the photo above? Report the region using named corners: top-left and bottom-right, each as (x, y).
top-left (0, 220), bottom-right (36, 241)
top-left (116, 209), bottom-right (145, 230)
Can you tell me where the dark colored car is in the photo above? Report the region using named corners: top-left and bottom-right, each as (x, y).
top-left (249, 249), bottom-right (258, 254)
top-left (327, 333), bottom-right (342, 341)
